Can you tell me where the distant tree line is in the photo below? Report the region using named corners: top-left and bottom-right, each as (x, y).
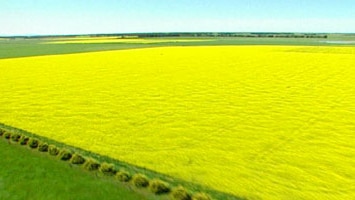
top-left (119, 32), bottom-right (328, 39)
top-left (1, 32), bottom-right (329, 39)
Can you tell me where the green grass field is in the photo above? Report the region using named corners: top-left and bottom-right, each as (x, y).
top-left (0, 138), bottom-right (152, 200)
top-left (1, 36), bottom-right (354, 200)
top-left (1, 34), bottom-right (354, 59)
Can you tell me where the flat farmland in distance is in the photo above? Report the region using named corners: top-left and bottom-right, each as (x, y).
top-left (0, 46), bottom-right (354, 200)
top-left (43, 38), bottom-right (216, 44)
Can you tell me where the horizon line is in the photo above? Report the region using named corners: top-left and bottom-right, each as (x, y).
top-left (1, 31), bottom-right (354, 38)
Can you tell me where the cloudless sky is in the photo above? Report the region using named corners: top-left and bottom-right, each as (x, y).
top-left (1, 0), bottom-right (354, 35)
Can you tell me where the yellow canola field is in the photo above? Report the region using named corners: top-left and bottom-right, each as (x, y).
top-left (44, 38), bottom-right (214, 44)
top-left (0, 46), bottom-right (354, 200)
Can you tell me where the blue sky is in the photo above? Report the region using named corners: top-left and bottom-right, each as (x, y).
top-left (1, 0), bottom-right (354, 35)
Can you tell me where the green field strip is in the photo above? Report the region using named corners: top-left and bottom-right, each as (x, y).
top-left (1, 37), bottom-right (354, 59)
top-left (0, 134), bottom-right (151, 200)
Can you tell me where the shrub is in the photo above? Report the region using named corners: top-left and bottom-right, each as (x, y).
top-left (11, 133), bottom-right (21, 142)
top-left (99, 162), bottom-right (116, 176)
top-left (4, 132), bottom-right (11, 139)
top-left (19, 136), bottom-right (29, 145)
top-left (70, 154), bottom-right (86, 165)
top-left (58, 148), bottom-right (72, 161)
top-left (48, 145), bottom-right (60, 156)
top-left (115, 170), bottom-right (131, 182)
top-left (132, 174), bottom-right (149, 188)
top-left (149, 179), bottom-right (170, 194)
top-left (38, 142), bottom-right (49, 152)
top-left (171, 186), bottom-right (191, 200)
top-left (28, 138), bottom-right (39, 148)
top-left (0, 129), bottom-right (5, 136)
top-left (192, 192), bottom-right (211, 200)
top-left (83, 158), bottom-right (100, 171)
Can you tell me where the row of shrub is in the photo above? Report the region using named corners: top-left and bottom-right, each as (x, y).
top-left (0, 128), bottom-right (212, 200)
